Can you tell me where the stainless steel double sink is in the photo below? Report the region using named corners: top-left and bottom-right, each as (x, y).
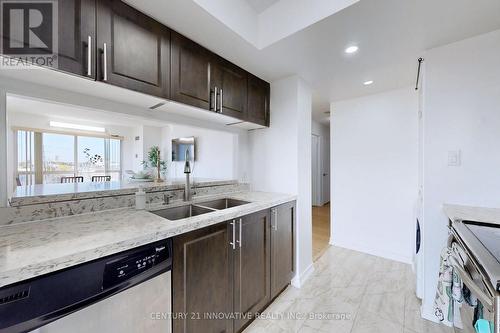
top-left (151, 198), bottom-right (249, 221)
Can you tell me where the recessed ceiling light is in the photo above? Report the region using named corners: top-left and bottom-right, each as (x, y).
top-left (363, 80), bottom-right (374, 86)
top-left (345, 45), bottom-right (359, 54)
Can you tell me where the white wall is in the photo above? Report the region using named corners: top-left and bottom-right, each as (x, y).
top-left (312, 120), bottom-right (330, 206)
top-left (331, 87), bottom-right (418, 264)
top-left (250, 75), bottom-right (313, 286)
top-left (420, 29), bottom-right (500, 320)
top-left (160, 123), bottom-right (239, 180)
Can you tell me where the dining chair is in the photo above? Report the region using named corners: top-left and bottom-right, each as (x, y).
top-left (60, 176), bottom-right (84, 183)
top-left (91, 175), bottom-right (111, 182)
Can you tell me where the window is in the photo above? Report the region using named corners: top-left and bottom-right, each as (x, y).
top-left (16, 130), bottom-right (35, 186)
top-left (42, 133), bottom-right (76, 184)
top-left (77, 136), bottom-right (105, 181)
top-left (15, 129), bottom-right (122, 185)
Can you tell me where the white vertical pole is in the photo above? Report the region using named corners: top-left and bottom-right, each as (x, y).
top-left (0, 89), bottom-right (7, 207)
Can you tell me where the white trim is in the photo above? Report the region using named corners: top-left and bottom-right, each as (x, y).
top-left (330, 239), bottom-right (412, 264)
top-left (0, 89), bottom-right (6, 206)
top-left (311, 133), bottom-right (322, 206)
top-left (11, 126), bottom-right (124, 140)
top-left (291, 262), bottom-right (315, 288)
top-left (420, 304), bottom-right (440, 324)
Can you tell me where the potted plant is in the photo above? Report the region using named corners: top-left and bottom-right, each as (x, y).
top-left (142, 146), bottom-right (167, 183)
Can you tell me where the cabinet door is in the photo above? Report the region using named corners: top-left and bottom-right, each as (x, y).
top-left (247, 74), bottom-right (270, 126)
top-left (211, 59), bottom-right (247, 120)
top-left (57, 0), bottom-right (96, 78)
top-left (233, 210), bottom-right (271, 332)
top-left (172, 222), bottom-right (233, 333)
top-left (0, 0), bottom-right (96, 76)
top-left (170, 31), bottom-right (212, 110)
top-left (96, 0), bottom-right (170, 98)
top-left (271, 201), bottom-right (295, 299)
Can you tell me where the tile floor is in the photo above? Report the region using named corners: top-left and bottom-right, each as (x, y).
top-left (312, 203), bottom-right (330, 262)
top-left (244, 246), bottom-right (475, 333)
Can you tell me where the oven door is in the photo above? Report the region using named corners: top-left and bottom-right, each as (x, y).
top-left (453, 257), bottom-right (494, 333)
top-left (449, 237), bottom-right (496, 332)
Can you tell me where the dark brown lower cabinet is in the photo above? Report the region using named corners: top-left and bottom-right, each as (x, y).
top-left (233, 210), bottom-right (271, 332)
top-left (271, 201), bottom-right (296, 299)
top-left (172, 222), bottom-right (233, 333)
top-left (173, 204), bottom-right (294, 333)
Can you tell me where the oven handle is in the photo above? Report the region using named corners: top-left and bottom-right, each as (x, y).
top-left (450, 257), bottom-right (494, 311)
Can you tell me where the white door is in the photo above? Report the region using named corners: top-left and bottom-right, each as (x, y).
top-left (311, 134), bottom-right (321, 206)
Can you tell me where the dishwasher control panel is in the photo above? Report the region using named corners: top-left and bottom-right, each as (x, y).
top-left (102, 242), bottom-right (170, 289)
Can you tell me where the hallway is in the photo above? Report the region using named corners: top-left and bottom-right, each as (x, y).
top-left (312, 203), bottom-right (330, 261)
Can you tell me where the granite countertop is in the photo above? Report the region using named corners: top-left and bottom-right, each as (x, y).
top-left (443, 203), bottom-right (500, 225)
top-left (9, 178), bottom-right (238, 206)
top-left (0, 191), bottom-right (296, 288)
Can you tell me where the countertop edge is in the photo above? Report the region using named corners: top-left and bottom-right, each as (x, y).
top-left (443, 203), bottom-right (500, 225)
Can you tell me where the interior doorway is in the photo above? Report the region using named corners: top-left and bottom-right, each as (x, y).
top-left (311, 129), bottom-right (331, 261)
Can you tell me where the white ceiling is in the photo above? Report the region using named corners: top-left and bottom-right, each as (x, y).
top-left (125, 0), bottom-right (500, 124)
top-left (7, 95), bottom-right (168, 129)
top-left (245, 0), bottom-right (279, 13)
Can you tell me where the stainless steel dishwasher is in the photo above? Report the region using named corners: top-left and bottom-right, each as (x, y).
top-left (0, 239), bottom-right (172, 333)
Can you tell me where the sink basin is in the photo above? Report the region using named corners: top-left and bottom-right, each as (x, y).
top-left (196, 198), bottom-right (250, 210)
top-left (152, 205), bottom-right (214, 221)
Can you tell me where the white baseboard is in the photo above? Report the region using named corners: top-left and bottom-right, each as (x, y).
top-left (329, 239), bottom-right (412, 264)
top-left (291, 263), bottom-right (315, 288)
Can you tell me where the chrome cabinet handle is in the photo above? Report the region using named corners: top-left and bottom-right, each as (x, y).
top-left (236, 218), bottom-right (242, 248)
top-left (229, 220), bottom-right (236, 250)
top-left (103, 43), bottom-right (108, 81)
top-left (87, 36), bottom-right (92, 77)
top-left (214, 87), bottom-right (218, 112)
top-left (219, 89), bottom-right (223, 113)
top-left (211, 88), bottom-right (216, 110)
top-left (271, 209), bottom-right (278, 231)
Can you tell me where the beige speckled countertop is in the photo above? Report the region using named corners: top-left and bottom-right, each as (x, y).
top-left (443, 203), bottom-right (500, 225)
top-left (0, 191), bottom-right (296, 288)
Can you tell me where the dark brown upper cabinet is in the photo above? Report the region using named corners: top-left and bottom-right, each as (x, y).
top-left (233, 210), bottom-right (271, 332)
top-left (57, 0), bottom-right (96, 79)
top-left (96, 0), bottom-right (170, 98)
top-left (170, 31), bottom-right (212, 110)
top-left (211, 58), bottom-right (248, 120)
top-left (1, 0), bottom-right (270, 127)
top-left (173, 222), bottom-right (234, 333)
top-left (270, 201), bottom-right (295, 299)
top-left (247, 74), bottom-right (270, 127)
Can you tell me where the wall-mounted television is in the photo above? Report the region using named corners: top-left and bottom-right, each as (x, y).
top-left (172, 137), bottom-right (195, 161)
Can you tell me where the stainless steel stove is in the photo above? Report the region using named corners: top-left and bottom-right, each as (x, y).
top-left (449, 220), bottom-right (500, 333)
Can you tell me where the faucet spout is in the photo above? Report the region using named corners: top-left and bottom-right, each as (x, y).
top-left (184, 173), bottom-right (191, 201)
top-left (184, 148), bottom-right (192, 201)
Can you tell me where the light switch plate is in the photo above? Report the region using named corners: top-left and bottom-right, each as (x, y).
top-left (448, 150), bottom-right (461, 166)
